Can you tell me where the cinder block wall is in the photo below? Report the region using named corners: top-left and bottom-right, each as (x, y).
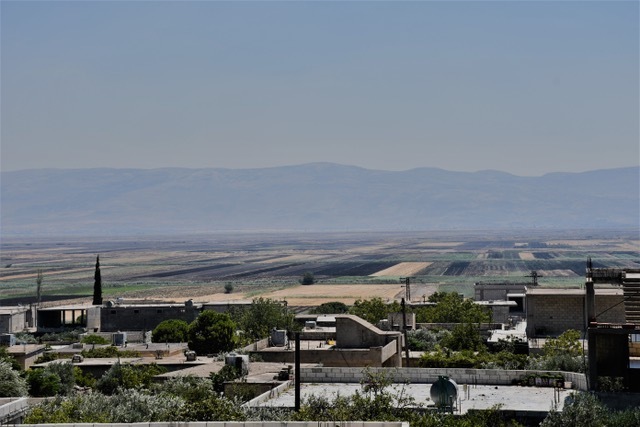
top-left (527, 293), bottom-right (625, 337)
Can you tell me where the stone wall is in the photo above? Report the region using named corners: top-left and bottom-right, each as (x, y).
top-left (300, 367), bottom-right (588, 391)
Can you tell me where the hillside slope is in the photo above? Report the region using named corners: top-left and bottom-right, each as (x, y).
top-left (1, 164), bottom-right (638, 235)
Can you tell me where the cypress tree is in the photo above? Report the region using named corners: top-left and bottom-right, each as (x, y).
top-left (93, 255), bottom-right (103, 305)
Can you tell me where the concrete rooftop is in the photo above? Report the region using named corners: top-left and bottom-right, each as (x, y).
top-left (257, 383), bottom-right (573, 414)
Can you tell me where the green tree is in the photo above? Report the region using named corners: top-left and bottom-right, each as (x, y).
top-left (188, 311), bottom-right (237, 355)
top-left (0, 360), bottom-right (28, 397)
top-left (542, 329), bottom-right (582, 357)
top-left (224, 283), bottom-right (234, 294)
top-left (415, 292), bottom-right (491, 323)
top-left (234, 297), bottom-right (295, 342)
top-left (300, 271), bottom-right (315, 285)
top-left (93, 255), bottom-right (102, 305)
top-left (152, 319), bottom-right (189, 343)
top-left (311, 301), bottom-right (349, 314)
top-left (349, 297), bottom-right (390, 324)
top-left (440, 323), bottom-right (485, 351)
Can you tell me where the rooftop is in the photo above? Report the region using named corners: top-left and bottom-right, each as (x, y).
top-left (526, 288), bottom-right (623, 296)
top-left (255, 383), bottom-right (572, 414)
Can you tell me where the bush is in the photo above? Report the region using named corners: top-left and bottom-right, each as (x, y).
top-left (27, 368), bottom-right (61, 397)
top-left (224, 283), bottom-right (234, 294)
top-left (406, 329), bottom-right (450, 352)
top-left (96, 362), bottom-right (167, 395)
top-left (81, 334), bottom-right (110, 345)
top-left (24, 389), bottom-right (185, 423)
top-left (0, 360), bottom-right (28, 397)
top-left (155, 375), bottom-right (214, 402)
top-left (81, 346), bottom-right (140, 358)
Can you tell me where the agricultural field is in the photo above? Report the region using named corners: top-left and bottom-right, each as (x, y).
top-left (0, 229), bottom-right (638, 306)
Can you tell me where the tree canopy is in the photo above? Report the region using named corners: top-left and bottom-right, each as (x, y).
top-left (415, 292), bottom-right (491, 323)
top-left (311, 301), bottom-right (349, 314)
top-left (233, 297), bottom-right (295, 342)
top-left (188, 311), bottom-right (237, 355)
top-left (152, 319), bottom-right (189, 343)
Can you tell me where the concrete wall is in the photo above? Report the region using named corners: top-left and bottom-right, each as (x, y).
top-left (100, 305), bottom-right (199, 332)
top-left (336, 315), bottom-right (401, 349)
top-left (0, 398), bottom-right (28, 425)
top-left (475, 283), bottom-right (527, 301)
top-left (526, 293), bottom-right (625, 337)
top-left (256, 347), bottom-right (397, 367)
top-left (300, 367), bottom-right (588, 391)
top-left (0, 310), bottom-right (27, 333)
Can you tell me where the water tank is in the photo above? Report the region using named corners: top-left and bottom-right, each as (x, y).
top-left (225, 353), bottom-right (249, 375)
top-left (271, 329), bottom-right (288, 346)
top-left (430, 376), bottom-right (458, 407)
top-left (112, 332), bottom-right (127, 346)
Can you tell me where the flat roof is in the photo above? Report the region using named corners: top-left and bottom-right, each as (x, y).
top-left (0, 307), bottom-right (29, 315)
top-left (526, 288), bottom-right (623, 296)
top-left (38, 304), bottom-right (93, 311)
top-left (255, 383), bottom-right (573, 414)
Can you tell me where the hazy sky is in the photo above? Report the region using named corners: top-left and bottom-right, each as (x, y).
top-left (1, 1), bottom-right (638, 176)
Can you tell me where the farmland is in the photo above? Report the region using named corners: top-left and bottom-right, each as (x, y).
top-left (0, 229), bottom-right (638, 306)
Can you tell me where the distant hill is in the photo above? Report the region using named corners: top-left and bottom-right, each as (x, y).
top-left (1, 164), bottom-right (638, 236)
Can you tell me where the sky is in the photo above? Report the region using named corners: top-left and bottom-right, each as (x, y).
top-left (1, 1), bottom-right (638, 176)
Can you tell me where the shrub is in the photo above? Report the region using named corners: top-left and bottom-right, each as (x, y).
top-left (27, 368), bottom-right (61, 397)
top-left (96, 362), bottom-right (166, 395)
top-left (81, 334), bottom-right (110, 345)
top-left (0, 360), bottom-right (28, 397)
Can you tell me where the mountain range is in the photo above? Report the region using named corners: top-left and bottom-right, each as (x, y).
top-left (1, 164), bottom-right (638, 236)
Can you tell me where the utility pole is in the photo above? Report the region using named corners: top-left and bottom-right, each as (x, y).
top-left (401, 298), bottom-right (410, 367)
top-left (400, 277), bottom-right (415, 302)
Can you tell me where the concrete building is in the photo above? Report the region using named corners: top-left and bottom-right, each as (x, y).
top-left (254, 315), bottom-right (403, 367)
top-left (526, 287), bottom-right (625, 337)
top-left (0, 306), bottom-right (33, 333)
top-left (474, 282), bottom-right (527, 319)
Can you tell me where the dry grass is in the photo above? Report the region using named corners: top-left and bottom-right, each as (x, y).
top-left (369, 262), bottom-right (432, 277)
top-left (159, 283), bottom-right (405, 306)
